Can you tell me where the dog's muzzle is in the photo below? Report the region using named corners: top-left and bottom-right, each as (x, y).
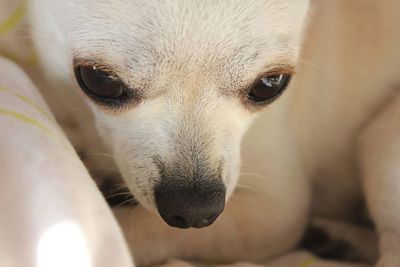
top-left (154, 181), bottom-right (226, 229)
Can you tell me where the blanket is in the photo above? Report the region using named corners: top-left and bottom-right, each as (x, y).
top-left (0, 57), bottom-right (133, 267)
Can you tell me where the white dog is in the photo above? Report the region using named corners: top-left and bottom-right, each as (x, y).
top-left (3, 0), bottom-right (399, 266)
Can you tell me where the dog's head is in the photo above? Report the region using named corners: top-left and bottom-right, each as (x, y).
top-left (31, 0), bottom-right (308, 228)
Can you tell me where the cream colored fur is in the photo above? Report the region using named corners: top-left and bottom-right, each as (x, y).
top-left (2, 0), bottom-right (400, 266)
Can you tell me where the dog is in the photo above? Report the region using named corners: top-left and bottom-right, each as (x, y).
top-left (2, 0), bottom-right (399, 266)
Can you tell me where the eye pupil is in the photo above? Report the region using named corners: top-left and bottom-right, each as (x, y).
top-left (75, 66), bottom-right (125, 99)
top-left (247, 74), bottom-right (291, 104)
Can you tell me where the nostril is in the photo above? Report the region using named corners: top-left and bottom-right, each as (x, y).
top-left (197, 214), bottom-right (219, 228)
top-left (172, 215), bottom-right (186, 225)
top-left (207, 214), bottom-right (217, 221)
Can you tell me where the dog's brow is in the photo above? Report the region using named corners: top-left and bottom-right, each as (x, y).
top-left (261, 60), bottom-right (295, 75)
top-left (73, 58), bottom-right (116, 74)
top-left (224, 60), bottom-right (295, 95)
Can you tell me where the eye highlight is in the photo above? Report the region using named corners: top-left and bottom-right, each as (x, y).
top-left (246, 73), bottom-right (291, 104)
top-left (74, 64), bottom-right (133, 106)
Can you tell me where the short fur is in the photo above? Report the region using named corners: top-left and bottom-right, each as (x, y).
top-left (3, 0), bottom-right (400, 266)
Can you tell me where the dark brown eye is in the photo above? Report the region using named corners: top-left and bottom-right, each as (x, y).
top-left (247, 74), bottom-right (291, 104)
top-left (74, 65), bottom-right (127, 101)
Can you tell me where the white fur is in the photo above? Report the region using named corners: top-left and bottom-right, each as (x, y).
top-left (28, 0), bottom-right (308, 210)
top-left (6, 0), bottom-right (399, 266)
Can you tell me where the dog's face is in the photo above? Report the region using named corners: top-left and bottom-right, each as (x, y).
top-left (31, 0), bottom-right (308, 228)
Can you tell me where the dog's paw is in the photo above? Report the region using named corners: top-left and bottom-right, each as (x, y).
top-left (301, 218), bottom-right (378, 263)
top-left (301, 225), bottom-right (355, 261)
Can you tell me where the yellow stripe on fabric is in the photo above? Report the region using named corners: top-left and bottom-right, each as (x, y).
top-left (0, 108), bottom-right (51, 133)
top-left (25, 47), bottom-right (39, 66)
top-left (0, 107), bottom-right (72, 150)
top-left (0, 107), bottom-right (77, 155)
top-left (298, 257), bottom-right (317, 267)
top-left (0, 86), bottom-right (55, 122)
top-left (0, 1), bottom-right (26, 34)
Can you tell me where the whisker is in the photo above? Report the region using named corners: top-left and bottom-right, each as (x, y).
top-left (116, 197), bottom-right (136, 208)
top-left (87, 167), bottom-right (121, 174)
top-left (236, 184), bottom-right (260, 194)
top-left (296, 58), bottom-right (339, 80)
top-left (240, 172), bottom-right (271, 182)
top-left (103, 183), bottom-right (129, 194)
top-left (79, 151), bottom-right (116, 159)
top-left (105, 191), bottom-right (132, 199)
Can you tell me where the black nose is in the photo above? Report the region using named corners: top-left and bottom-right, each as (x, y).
top-left (154, 182), bottom-right (226, 229)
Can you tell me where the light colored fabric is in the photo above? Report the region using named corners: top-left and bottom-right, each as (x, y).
top-left (0, 57), bottom-right (133, 267)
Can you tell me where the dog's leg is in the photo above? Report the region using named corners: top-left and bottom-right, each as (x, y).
top-left (301, 218), bottom-right (378, 263)
top-left (114, 188), bottom-right (310, 267)
top-left (359, 93), bottom-right (400, 267)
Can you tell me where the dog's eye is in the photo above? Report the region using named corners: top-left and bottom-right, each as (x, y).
top-left (247, 74), bottom-right (291, 104)
top-left (74, 65), bottom-right (126, 100)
